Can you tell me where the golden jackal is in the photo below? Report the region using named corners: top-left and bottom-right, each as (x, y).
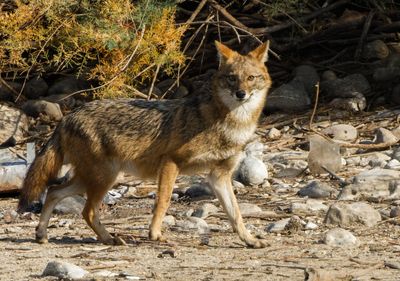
top-left (18, 41), bottom-right (272, 248)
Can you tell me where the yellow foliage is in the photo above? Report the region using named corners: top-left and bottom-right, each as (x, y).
top-left (0, 0), bottom-right (186, 99)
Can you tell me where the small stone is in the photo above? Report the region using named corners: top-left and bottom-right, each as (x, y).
top-left (329, 94), bottom-right (367, 112)
top-left (290, 199), bottom-right (329, 215)
top-left (321, 70), bottom-right (337, 81)
top-left (298, 180), bottom-right (335, 199)
top-left (44, 94), bottom-right (76, 109)
top-left (305, 221), bottom-right (318, 230)
top-left (171, 193), bottom-right (179, 201)
top-left (375, 128), bottom-right (399, 144)
top-left (386, 159), bottom-right (400, 170)
top-left (321, 73), bottom-right (370, 98)
top-left (325, 202), bottom-right (381, 227)
top-left (22, 100), bottom-right (63, 121)
top-left (42, 261), bottom-right (88, 279)
top-left (284, 215), bottom-right (304, 232)
top-left (390, 207), bottom-right (400, 218)
top-left (192, 203), bottom-right (219, 218)
top-left (176, 217), bottom-right (209, 234)
top-left (172, 85), bottom-right (189, 99)
top-left (185, 182), bottom-right (214, 199)
top-left (232, 180), bottom-right (245, 189)
top-left (308, 134), bottom-right (342, 175)
top-left (265, 218), bottom-right (290, 233)
top-left (237, 155), bottom-right (268, 186)
top-left (238, 203), bottom-right (262, 216)
top-left (267, 128), bottom-right (281, 140)
top-left (54, 195), bottom-right (86, 214)
top-left (323, 228), bottom-right (359, 247)
top-left (157, 249), bottom-right (177, 258)
top-left (3, 210), bottom-right (18, 224)
top-left (323, 124), bottom-right (358, 142)
top-left (362, 39), bottom-right (390, 60)
top-left (93, 270), bottom-right (118, 277)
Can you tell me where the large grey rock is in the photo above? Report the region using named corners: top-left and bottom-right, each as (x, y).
top-left (308, 134), bottom-right (342, 175)
top-left (325, 202), bottom-right (381, 227)
top-left (298, 181), bottom-right (336, 199)
top-left (338, 168), bottom-right (400, 200)
top-left (22, 100), bottom-right (63, 121)
top-left (375, 127), bottom-right (399, 144)
top-left (237, 155), bottom-right (268, 186)
top-left (0, 104), bottom-right (29, 146)
top-left (290, 199), bottom-right (329, 215)
top-left (321, 73), bottom-right (370, 99)
top-left (323, 228), bottom-right (359, 247)
top-left (192, 203), bottom-right (219, 218)
top-left (42, 261), bottom-right (88, 279)
top-left (323, 124), bottom-right (358, 142)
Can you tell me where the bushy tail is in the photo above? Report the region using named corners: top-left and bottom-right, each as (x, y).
top-left (17, 129), bottom-right (63, 212)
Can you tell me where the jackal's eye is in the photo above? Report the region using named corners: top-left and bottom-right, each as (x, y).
top-left (226, 75), bottom-right (236, 83)
top-left (247, 75), bottom-right (255, 81)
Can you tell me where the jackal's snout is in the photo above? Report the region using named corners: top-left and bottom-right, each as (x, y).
top-left (235, 89), bottom-right (246, 100)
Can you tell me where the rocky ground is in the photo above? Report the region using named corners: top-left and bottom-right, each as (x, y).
top-left (1, 106), bottom-right (400, 281)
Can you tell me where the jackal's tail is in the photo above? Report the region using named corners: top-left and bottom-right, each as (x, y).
top-left (17, 128), bottom-right (63, 212)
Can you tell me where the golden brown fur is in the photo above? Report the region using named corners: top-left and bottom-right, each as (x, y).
top-left (18, 41), bottom-right (272, 248)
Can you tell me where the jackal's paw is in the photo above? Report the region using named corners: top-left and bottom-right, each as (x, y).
top-left (35, 230), bottom-right (48, 244)
top-left (245, 238), bottom-right (268, 249)
top-left (104, 235), bottom-right (126, 246)
top-left (149, 231), bottom-right (167, 242)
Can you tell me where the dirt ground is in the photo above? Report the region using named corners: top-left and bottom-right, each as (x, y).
top-left (1, 178), bottom-right (399, 281)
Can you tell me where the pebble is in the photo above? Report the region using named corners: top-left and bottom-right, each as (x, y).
top-left (237, 155), bottom-right (268, 186)
top-left (305, 221), bottom-right (318, 230)
top-left (362, 39), bottom-right (390, 60)
top-left (267, 128), bottom-right (281, 140)
top-left (265, 218), bottom-right (290, 233)
top-left (325, 202), bottom-right (381, 227)
top-left (273, 160), bottom-right (307, 178)
top-left (323, 228), bottom-right (359, 247)
top-left (192, 203), bottom-right (220, 218)
top-left (323, 124), bottom-right (358, 142)
top-left (3, 209), bottom-right (18, 224)
top-left (163, 215), bottom-right (176, 226)
top-left (297, 180), bottom-right (335, 199)
top-left (390, 207), bottom-right (400, 218)
top-left (42, 261), bottom-right (88, 279)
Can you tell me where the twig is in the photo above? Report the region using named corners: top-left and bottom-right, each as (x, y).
top-left (147, 63), bottom-right (160, 100)
top-left (185, 0), bottom-right (208, 26)
top-left (354, 11), bottom-right (375, 60)
top-left (309, 82), bottom-right (320, 131)
top-left (208, 0), bottom-right (252, 33)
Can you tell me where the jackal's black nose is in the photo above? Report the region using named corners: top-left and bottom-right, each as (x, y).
top-left (236, 90), bottom-right (246, 99)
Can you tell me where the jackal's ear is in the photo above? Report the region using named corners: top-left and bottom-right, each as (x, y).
top-left (249, 41), bottom-right (270, 63)
top-left (215, 41), bottom-right (237, 65)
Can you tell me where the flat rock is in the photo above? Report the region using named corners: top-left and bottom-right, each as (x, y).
top-left (273, 160), bottom-right (307, 178)
top-left (323, 228), bottom-right (359, 247)
top-left (185, 182), bottom-right (214, 199)
top-left (386, 159), bottom-right (400, 170)
top-left (325, 202), bottom-right (381, 227)
top-left (290, 199), bottom-right (329, 215)
top-left (308, 134), bottom-right (342, 175)
top-left (375, 127), bottom-right (399, 144)
top-left (237, 155), bottom-right (268, 186)
top-left (42, 261), bottom-right (88, 279)
top-left (298, 180), bottom-right (336, 199)
top-left (266, 128), bottom-right (281, 140)
top-left (323, 124), bottom-right (358, 142)
top-left (338, 168), bottom-right (400, 200)
top-left (0, 104), bottom-right (29, 146)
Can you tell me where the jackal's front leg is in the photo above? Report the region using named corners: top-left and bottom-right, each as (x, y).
top-left (208, 167), bottom-right (268, 248)
top-left (149, 158), bottom-right (179, 242)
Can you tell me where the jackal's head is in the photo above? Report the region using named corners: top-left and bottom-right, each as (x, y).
top-left (213, 41), bottom-right (271, 111)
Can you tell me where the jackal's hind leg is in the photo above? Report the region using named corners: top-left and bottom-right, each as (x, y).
top-left (149, 158), bottom-right (179, 242)
top-left (208, 168), bottom-right (268, 249)
top-left (36, 179), bottom-right (84, 243)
